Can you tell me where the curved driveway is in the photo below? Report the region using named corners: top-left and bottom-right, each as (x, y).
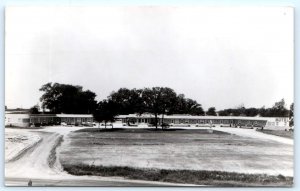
top-left (5, 127), bottom-right (196, 186)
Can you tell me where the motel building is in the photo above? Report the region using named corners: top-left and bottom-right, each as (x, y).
top-left (5, 109), bottom-right (289, 130)
top-left (115, 114), bottom-right (290, 130)
top-left (5, 109), bottom-right (93, 127)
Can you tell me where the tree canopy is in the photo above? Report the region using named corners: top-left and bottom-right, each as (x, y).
top-left (206, 107), bottom-right (217, 116)
top-left (96, 87), bottom-right (205, 129)
top-left (29, 105), bottom-right (40, 114)
top-left (93, 100), bottom-right (118, 128)
top-left (39, 83), bottom-right (97, 114)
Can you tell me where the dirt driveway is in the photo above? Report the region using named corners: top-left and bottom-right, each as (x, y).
top-left (5, 126), bottom-right (195, 186)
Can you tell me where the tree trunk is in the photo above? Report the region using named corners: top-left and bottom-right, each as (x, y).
top-left (155, 113), bottom-right (158, 130)
top-left (161, 112), bottom-right (165, 130)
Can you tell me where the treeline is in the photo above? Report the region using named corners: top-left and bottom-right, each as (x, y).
top-left (218, 99), bottom-right (291, 118)
top-left (34, 83), bottom-right (293, 128)
top-left (106, 88), bottom-right (205, 116)
top-left (95, 87), bottom-right (205, 128)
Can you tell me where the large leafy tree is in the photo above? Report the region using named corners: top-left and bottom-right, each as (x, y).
top-left (105, 87), bottom-right (205, 129)
top-left (108, 88), bottom-right (145, 115)
top-left (39, 83), bottom-right (97, 114)
top-left (206, 107), bottom-right (217, 116)
top-left (142, 87), bottom-right (177, 129)
top-left (93, 100), bottom-right (118, 128)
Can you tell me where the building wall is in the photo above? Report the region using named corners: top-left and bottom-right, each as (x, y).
top-left (117, 115), bottom-right (289, 129)
top-left (5, 113), bottom-right (94, 127)
top-left (5, 113), bottom-right (30, 127)
top-left (264, 117), bottom-right (290, 130)
top-left (60, 117), bottom-right (93, 125)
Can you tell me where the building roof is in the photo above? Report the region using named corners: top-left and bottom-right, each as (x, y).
top-left (30, 114), bottom-right (57, 117)
top-left (116, 114), bottom-right (287, 120)
top-left (56, 114), bottom-right (93, 118)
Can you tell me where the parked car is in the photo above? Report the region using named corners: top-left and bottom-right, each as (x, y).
top-left (161, 123), bottom-right (170, 129)
top-left (61, 122), bottom-right (68, 126)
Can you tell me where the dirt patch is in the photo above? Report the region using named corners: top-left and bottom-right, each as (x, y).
top-left (5, 130), bottom-right (43, 162)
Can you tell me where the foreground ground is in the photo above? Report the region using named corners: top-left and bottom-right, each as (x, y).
top-left (5, 125), bottom-right (293, 186)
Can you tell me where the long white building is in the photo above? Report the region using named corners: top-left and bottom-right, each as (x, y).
top-left (5, 110), bottom-right (93, 127)
top-left (116, 114), bottom-right (290, 130)
top-left (5, 110), bottom-right (290, 130)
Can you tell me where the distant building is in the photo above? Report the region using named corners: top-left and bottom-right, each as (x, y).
top-left (5, 109), bottom-right (93, 127)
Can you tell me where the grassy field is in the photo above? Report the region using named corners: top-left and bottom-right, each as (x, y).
top-left (256, 129), bottom-right (293, 139)
top-left (59, 128), bottom-right (293, 186)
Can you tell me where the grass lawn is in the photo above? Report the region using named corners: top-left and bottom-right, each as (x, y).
top-left (59, 128), bottom-right (293, 186)
top-left (256, 129), bottom-right (293, 139)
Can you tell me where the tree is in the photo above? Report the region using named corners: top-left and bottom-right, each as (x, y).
top-left (182, 98), bottom-right (205, 116)
top-left (108, 88), bottom-right (145, 115)
top-left (206, 107), bottom-right (217, 116)
top-left (245, 107), bottom-right (259, 117)
top-left (270, 98), bottom-right (289, 117)
top-left (237, 105), bottom-right (246, 116)
top-left (289, 103), bottom-right (294, 127)
top-left (141, 87), bottom-right (177, 129)
top-left (218, 109), bottom-right (231, 116)
top-left (29, 105), bottom-right (40, 114)
top-left (39, 82), bottom-right (97, 114)
top-left (166, 94), bottom-right (204, 116)
top-left (156, 87), bottom-right (178, 128)
top-left (93, 100), bottom-right (118, 128)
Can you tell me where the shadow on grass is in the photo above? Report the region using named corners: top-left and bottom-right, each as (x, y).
top-left (62, 164), bottom-right (293, 187)
top-left (5, 126), bottom-right (45, 130)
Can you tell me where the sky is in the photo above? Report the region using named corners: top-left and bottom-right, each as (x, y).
top-left (5, 6), bottom-right (294, 110)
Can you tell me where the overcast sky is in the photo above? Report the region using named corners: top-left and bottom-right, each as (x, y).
top-left (5, 7), bottom-right (293, 110)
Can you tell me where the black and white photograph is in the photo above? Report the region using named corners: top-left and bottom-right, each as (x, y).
top-left (4, 6), bottom-right (294, 187)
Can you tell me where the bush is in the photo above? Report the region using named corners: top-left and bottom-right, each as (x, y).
top-left (34, 123), bottom-right (41, 127)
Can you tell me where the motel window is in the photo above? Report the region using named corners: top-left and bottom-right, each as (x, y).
top-left (22, 118), bottom-right (29, 123)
